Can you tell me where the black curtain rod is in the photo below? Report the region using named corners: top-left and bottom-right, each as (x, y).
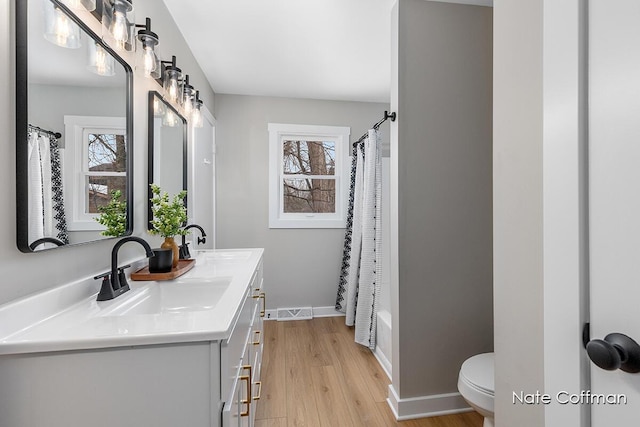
top-left (353, 111), bottom-right (396, 147)
top-left (28, 124), bottom-right (62, 139)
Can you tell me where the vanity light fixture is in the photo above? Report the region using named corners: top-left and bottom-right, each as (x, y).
top-left (162, 55), bottom-right (182, 104)
top-left (192, 91), bottom-right (204, 128)
top-left (182, 75), bottom-right (195, 117)
top-left (43, 0), bottom-right (82, 49)
top-left (87, 40), bottom-right (115, 76)
top-left (102, 0), bottom-right (134, 51)
top-left (136, 18), bottom-right (160, 79)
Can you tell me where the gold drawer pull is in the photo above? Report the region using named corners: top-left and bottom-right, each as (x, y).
top-left (251, 330), bottom-right (261, 346)
top-left (239, 375), bottom-right (250, 417)
top-left (240, 365), bottom-right (252, 417)
top-left (253, 381), bottom-right (262, 401)
top-left (259, 292), bottom-right (266, 317)
top-left (252, 288), bottom-right (261, 298)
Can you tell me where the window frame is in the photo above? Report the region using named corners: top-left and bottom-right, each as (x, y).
top-left (63, 115), bottom-right (127, 231)
top-left (268, 123), bottom-right (350, 229)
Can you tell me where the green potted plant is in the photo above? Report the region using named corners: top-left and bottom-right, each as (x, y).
top-left (95, 190), bottom-right (127, 237)
top-left (149, 184), bottom-right (188, 268)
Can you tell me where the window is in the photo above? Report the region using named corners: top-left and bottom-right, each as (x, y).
top-left (64, 115), bottom-right (127, 231)
top-left (268, 123), bottom-right (350, 228)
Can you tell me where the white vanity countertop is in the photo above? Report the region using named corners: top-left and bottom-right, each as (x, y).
top-left (0, 248), bottom-right (263, 355)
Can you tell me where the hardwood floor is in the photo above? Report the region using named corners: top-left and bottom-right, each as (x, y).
top-left (255, 317), bottom-right (482, 427)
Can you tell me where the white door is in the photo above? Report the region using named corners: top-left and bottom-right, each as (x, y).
top-left (588, 0), bottom-right (640, 424)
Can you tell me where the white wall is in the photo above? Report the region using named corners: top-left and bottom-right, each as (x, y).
top-left (0, 0), bottom-right (214, 306)
top-left (214, 94), bottom-right (389, 311)
top-left (390, 0), bottom-right (493, 417)
top-left (493, 0), bottom-right (545, 425)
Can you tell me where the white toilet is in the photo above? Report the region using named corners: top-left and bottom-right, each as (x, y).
top-left (458, 352), bottom-right (494, 427)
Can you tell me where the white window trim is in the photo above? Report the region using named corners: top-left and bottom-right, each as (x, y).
top-left (63, 115), bottom-right (126, 231)
top-left (268, 123), bottom-right (350, 228)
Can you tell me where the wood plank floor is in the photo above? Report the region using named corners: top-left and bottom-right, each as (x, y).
top-left (255, 317), bottom-right (482, 427)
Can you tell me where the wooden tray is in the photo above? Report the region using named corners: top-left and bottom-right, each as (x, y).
top-left (131, 259), bottom-right (196, 281)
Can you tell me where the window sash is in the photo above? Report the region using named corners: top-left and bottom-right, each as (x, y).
top-left (269, 123), bottom-right (350, 228)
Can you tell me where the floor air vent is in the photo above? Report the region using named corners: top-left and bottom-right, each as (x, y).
top-left (277, 307), bottom-right (313, 321)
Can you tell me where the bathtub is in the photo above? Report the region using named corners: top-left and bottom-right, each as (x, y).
top-left (374, 309), bottom-right (392, 380)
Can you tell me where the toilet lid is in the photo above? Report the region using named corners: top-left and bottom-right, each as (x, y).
top-left (460, 352), bottom-right (494, 395)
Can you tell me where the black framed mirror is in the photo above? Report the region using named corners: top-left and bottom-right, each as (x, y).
top-left (148, 91), bottom-right (187, 230)
top-left (16, 0), bottom-right (133, 253)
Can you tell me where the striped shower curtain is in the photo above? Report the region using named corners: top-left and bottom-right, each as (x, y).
top-left (335, 129), bottom-right (382, 350)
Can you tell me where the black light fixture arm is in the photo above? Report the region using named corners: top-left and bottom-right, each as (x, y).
top-left (135, 17), bottom-right (152, 31)
top-left (160, 55), bottom-right (178, 70)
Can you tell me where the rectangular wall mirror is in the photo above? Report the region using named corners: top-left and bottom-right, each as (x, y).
top-left (148, 91), bottom-right (187, 230)
top-left (16, 0), bottom-right (133, 253)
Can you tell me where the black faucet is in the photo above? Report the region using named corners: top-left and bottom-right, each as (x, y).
top-left (179, 224), bottom-right (207, 260)
top-left (94, 236), bottom-right (154, 301)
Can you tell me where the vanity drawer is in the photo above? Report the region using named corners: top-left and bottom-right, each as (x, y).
top-left (221, 286), bottom-right (252, 402)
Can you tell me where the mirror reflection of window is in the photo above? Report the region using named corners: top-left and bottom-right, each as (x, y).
top-left (63, 116), bottom-right (126, 233)
top-left (86, 131), bottom-right (126, 214)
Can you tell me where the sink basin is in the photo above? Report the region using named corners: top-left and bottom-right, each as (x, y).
top-left (104, 277), bottom-right (233, 316)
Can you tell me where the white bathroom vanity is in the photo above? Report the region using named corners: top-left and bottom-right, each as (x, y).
top-left (0, 248), bottom-right (264, 427)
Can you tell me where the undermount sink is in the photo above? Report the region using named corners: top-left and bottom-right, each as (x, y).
top-left (103, 277), bottom-right (233, 316)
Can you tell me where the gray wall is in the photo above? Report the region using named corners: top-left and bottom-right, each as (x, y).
top-left (0, 0), bottom-right (214, 306)
top-left (214, 94), bottom-right (389, 310)
top-left (493, 0), bottom-right (544, 426)
top-left (392, 0), bottom-right (493, 400)
top-left (29, 84), bottom-right (125, 137)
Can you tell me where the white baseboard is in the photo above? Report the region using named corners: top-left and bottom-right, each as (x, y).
top-left (386, 384), bottom-right (473, 420)
top-left (263, 306), bottom-right (346, 320)
top-left (313, 306), bottom-right (346, 317)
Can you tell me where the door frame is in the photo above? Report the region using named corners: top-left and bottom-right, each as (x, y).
top-left (542, 0), bottom-right (590, 426)
top-left (188, 103), bottom-right (216, 249)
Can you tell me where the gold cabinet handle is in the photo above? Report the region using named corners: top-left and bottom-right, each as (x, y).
top-left (239, 375), bottom-right (250, 417)
top-left (252, 287), bottom-right (261, 298)
top-left (240, 365), bottom-right (252, 417)
top-left (251, 330), bottom-right (261, 346)
top-left (259, 292), bottom-right (266, 317)
top-left (253, 381), bottom-right (262, 401)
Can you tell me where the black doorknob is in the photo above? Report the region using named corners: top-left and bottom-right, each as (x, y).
top-left (586, 333), bottom-right (640, 373)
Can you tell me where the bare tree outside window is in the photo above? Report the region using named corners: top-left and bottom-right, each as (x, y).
top-left (87, 133), bottom-right (127, 213)
top-left (282, 140), bottom-right (336, 213)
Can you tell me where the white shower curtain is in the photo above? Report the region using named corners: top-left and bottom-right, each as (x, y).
top-left (27, 128), bottom-right (69, 249)
top-left (28, 132), bottom-right (45, 243)
top-left (336, 129), bottom-right (382, 350)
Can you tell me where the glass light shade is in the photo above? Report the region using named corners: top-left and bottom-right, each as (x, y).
top-left (43, 0), bottom-right (81, 49)
top-left (182, 85), bottom-right (195, 117)
top-left (62, 0), bottom-right (96, 11)
top-left (102, 0), bottom-right (134, 51)
top-left (87, 41), bottom-right (115, 76)
top-left (163, 67), bottom-right (182, 104)
top-left (137, 33), bottom-right (160, 79)
top-left (191, 100), bottom-right (203, 128)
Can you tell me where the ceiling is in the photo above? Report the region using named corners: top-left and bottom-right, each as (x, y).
top-left (161, 0), bottom-right (395, 103)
